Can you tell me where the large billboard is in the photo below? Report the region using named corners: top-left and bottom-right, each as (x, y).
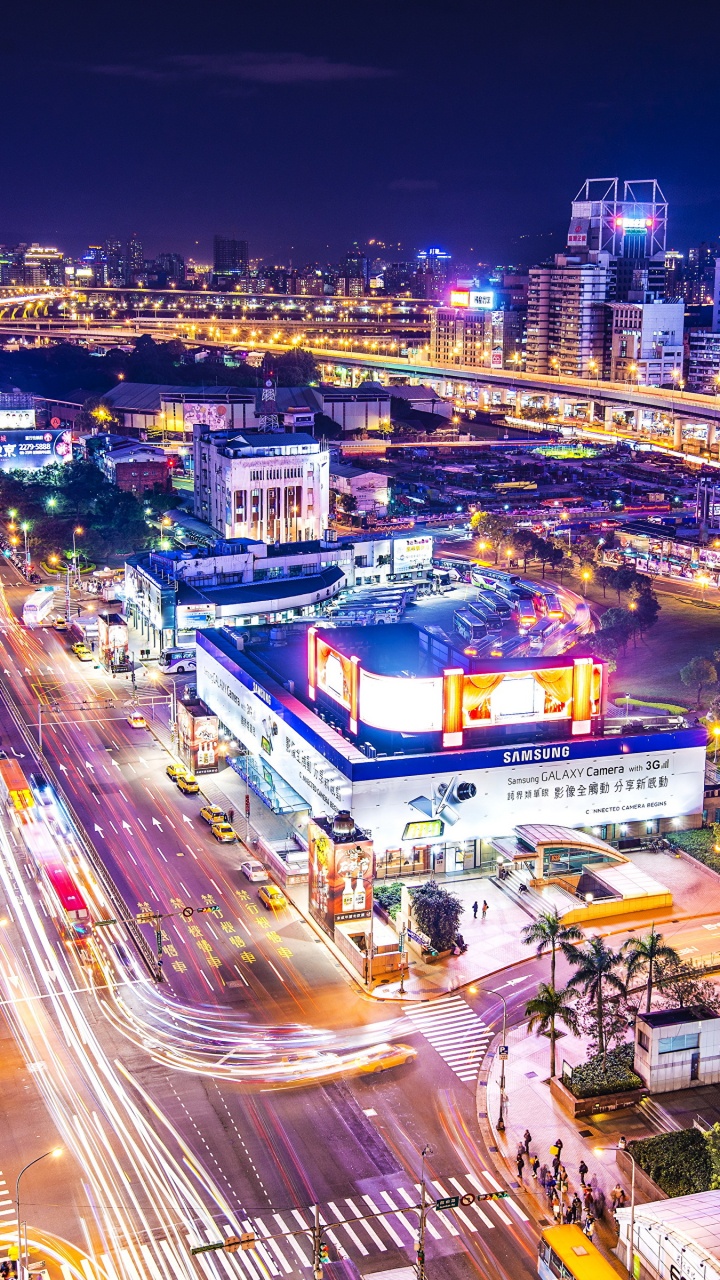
top-left (176, 700), bottom-right (219, 774)
top-left (0, 429), bottom-right (72, 470)
top-left (392, 535), bottom-right (433, 575)
top-left (0, 409), bottom-right (35, 430)
top-left (182, 403), bottom-right (230, 430)
top-left (308, 819), bottom-right (374, 936)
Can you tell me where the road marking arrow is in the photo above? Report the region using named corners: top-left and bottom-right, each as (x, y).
top-left (58, 764), bottom-right (68, 774)
top-left (24, 667), bottom-right (30, 675)
top-left (152, 817), bottom-right (163, 830)
top-left (182, 814), bottom-right (193, 826)
top-left (3, 669), bottom-right (9, 677)
top-left (122, 820), bottom-right (132, 832)
top-left (85, 761), bottom-right (95, 772)
top-left (94, 824), bottom-right (104, 838)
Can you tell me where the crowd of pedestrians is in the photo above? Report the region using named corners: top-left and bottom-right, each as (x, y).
top-left (514, 1130), bottom-right (626, 1241)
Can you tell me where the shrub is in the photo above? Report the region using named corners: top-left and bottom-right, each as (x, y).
top-left (373, 882), bottom-right (404, 920)
top-left (629, 1129), bottom-right (711, 1198)
top-left (666, 829), bottom-right (720, 875)
top-left (567, 1043), bottom-right (642, 1099)
top-left (410, 880), bottom-right (463, 953)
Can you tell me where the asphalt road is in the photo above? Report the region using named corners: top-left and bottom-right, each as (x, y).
top-left (0, 562), bottom-right (541, 1280)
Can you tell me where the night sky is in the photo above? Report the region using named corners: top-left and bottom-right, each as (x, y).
top-left (3, 0), bottom-right (719, 265)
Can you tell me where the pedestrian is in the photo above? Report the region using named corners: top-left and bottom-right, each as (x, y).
top-left (523, 1128), bottom-right (532, 1155)
top-left (593, 1188), bottom-right (606, 1221)
top-left (539, 1164), bottom-right (549, 1189)
top-left (583, 1214), bottom-right (594, 1241)
top-left (228, 808), bottom-right (235, 823)
top-left (618, 1135), bottom-right (627, 1150)
top-left (546, 1175), bottom-right (556, 1203)
top-left (555, 1138), bottom-right (564, 1158)
top-left (564, 1206), bottom-right (573, 1224)
top-left (472, 901), bottom-right (478, 919)
top-left (552, 1194), bottom-right (561, 1222)
top-left (578, 1159), bottom-right (588, 1186)
top-left (517, 1141), bottom-right (525, 1161)
top-left (482, 900), bottom-right (488, 918)
top-left (617, 1187), bottom-right (627, 1208)
top-left (552, 1154), bottom-right (561, 1176)
top-left (571, 1194), bottom-right (582, 1224)
top-left (531, 1156), bottom-right (540, 1181)
top-left (583, 1186), bottom-right (593, 1214)
top-left (516, 1153), bottom-right (525, 1180)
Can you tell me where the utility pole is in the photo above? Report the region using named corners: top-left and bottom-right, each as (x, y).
top-left (313, 1203), bottom-right (322, 1280)
top-left (415, 1144), bottom-right (432, 1280)
top-left (491, 988), bottom-right (508, 1132)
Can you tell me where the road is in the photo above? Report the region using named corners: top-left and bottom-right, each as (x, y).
top-left (0, 561), bottom-right (541, 1280)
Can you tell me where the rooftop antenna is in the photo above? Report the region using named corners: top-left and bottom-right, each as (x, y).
top-left (258, 378), bottom-right (281, 432)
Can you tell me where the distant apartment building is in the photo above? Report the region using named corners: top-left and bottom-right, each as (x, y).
top-left (125, 236), bottom-right (144, 285)
top-left (608, 299), bottom-right (684, 385)
top-left (212, 236), bottom-right (249, 288)
top-left (193, 429), bottom-right (329, 542)
top-left (101, 444), bottom-right (171, 494)
top-left (23, 244), bottom-right (65, 287)
top-left (688, 331), bottom-right (720, 393)
top-left (157, 253), bottom-right (185, 285)
top-left (430, 298), bottom-right (523, 369)
top-left (527, 257), bottom-right (611, 376)
top-left (684, 242), bottom-right (719, 305)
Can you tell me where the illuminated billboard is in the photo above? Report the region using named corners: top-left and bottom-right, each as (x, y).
top-left (449, 290), bottom-right (494, 310)
top-left (308, 818), bottom-right (374, 936)
top-left (182, 403), bottom-right (230, 430)
top-left (309, 628), bottom-right (604, 746)
top-left (0, 429), bottom-right (72, 471)
top-left (176, 700), bottom-right (219, 774)
top-left (392, 534), bottom-right (433, 575)
top-left (0, 409), bottom-right (35, 430)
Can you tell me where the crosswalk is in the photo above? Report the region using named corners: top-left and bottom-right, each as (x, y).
top-left (403, 995), bottom-right (493, 1083)
top-left (57, 1172), bottom-right (526, 1280)
top-left (0, 1166), bottom-right (13, 1227)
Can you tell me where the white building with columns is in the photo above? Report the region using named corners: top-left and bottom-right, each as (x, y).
top-left (193, 428), bottom-right (329, 542)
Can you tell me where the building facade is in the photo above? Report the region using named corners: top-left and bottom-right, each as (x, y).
top-left (688, 331), bottom-right (720, 393)
top-left (527, 257), bottom-right (611, 376)
top-left (430, 303), bottom-right (523, 369)
top-left (608, 300), bottom-right (684, 385)
top-left (192, 429), bottom-right (329, 542)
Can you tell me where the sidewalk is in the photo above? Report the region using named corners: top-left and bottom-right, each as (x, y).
top-left (483, 1021), bottom-right (658, 1234)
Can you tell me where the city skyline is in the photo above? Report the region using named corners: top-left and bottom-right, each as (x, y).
top-left (3, 0), bottom-right (720, 259)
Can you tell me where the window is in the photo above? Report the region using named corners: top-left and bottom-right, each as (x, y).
top-left (659, 1032), bottom-right (700, 1054)
top-left (637, 1030), bottom-right (649, 1051)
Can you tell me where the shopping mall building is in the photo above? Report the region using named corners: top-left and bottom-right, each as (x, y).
top-left (196, 622), bottom-right (706, 879)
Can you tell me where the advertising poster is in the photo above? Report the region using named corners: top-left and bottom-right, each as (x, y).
top-left (308, 820), bottom-right (374, 936)
top-left (0, 429), bottom-right (72, 471)
top-left (391, 535), bottom-right (433, 575)
top-left (315, 636), bottom-right (353, 710)
top-left (177, 701), bottom-right (219, 774)
top-left (182, 403), bottom-right (229, 430)
top-left (0, 409), bottom-right (35, 429)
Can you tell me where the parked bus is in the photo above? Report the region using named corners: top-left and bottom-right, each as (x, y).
top-left (22, 586), bottom-right (56, 628)
top-left (468, 603), bottom-right (503, 632)
top-left (538, 1225), bottom-right (618, 1280)
top-left (528, 617), bottom-right (562, 651)
top-left (470, 567), bottom-right (521, 591)
top-left (453, 609), bottom-right (488, 643)
top-left (158, 648), bottom-right (197, 674)
top-left (474, 590), bottom-right (512, 620)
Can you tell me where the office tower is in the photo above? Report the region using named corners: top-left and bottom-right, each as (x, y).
top-left (22, 244), bottom-right (65, 286)
top-left (664, 250), bottom-right (684, 301)
top-left (684, 242), bottom-right (719, 306)
top-left (81, 245), bottom-right (109, 287)
top-left (213, 236), bottom-right (249, 275)
top-left (126, 235), bottom-right (144, 284)
top-left (527, 258), bottom-right (610, 376)
top-left (416, 247), bottom-right (452, 299)
top-left (157, 253), bottom-right (186, 284)
top-left (337, 248), bottom-right (369, 295)
top-left (104, 239), bottom-right (125, 286)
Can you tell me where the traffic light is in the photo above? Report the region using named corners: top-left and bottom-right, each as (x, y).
top-left (319, 1243), bottom-right (330, 1263)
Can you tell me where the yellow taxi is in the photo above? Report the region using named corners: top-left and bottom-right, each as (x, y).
top-left (357, 1043), bottom-right (417, 1074)
top-left (166, 762), bottom-right (188, 781)
top-left (53, 617), bottom-right (68, 631)
top-left (200, 804), bottom-right (226, 824)
top-left (210, 820), bottom-right (236, 842)
top-left (258, 884), bottom-right (287, 911)
top-left (177, 773), bottom-right (199, 795)
top-left (75, 647), bottom-right (93, 662)
top-left (71, 641), bottom-right (88, 654)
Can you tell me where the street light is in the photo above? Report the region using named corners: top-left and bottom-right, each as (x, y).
top-left (20, 521), bottom-right (30, 568)
top-left (490, 988), bottom-right (509, 1132)
top-left (713, 725), bottom-right (720, 763)
top-left (16, 1147), bottom-right (62, 1279)
top-left (581, 569), bottom-right (591, 596)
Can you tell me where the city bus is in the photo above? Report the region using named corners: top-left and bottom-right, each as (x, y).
top-left (538, 1225), bottom-right (619, 1280)
top-left (471, 566), bottom-right (521, 591)
top-left (474, 589), bottom-right (512, 620)
top-left (468, 602), bottom-right (503, 632)
top-left (22, 585), bottom-right (56, 628)
top-left (158, 647), bottom-right (197, 674)
top-left (19, 818), bottom-right (91, 944)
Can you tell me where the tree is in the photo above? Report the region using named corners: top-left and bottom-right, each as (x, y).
top-left (680, 656), bottom-right (718, 708)
top-left (269, 348), bottom-right (318, 387)
top-left (622, 927), bottom-right (681, 1013)
top-left (520, 907), bottom-right (582, 988)
top-left (525, 984), bottom-right (579, 1078)
top-left (655, 959), bottom-right (720, 1012)
top-left (410, 880), bottom-right (463, 953)
top-left (576, 991), bottom-right (631, 1061)
top-left (610, 564), bottom-right (638, 605)
top-left (566, 936), bottom-right (627, 1068)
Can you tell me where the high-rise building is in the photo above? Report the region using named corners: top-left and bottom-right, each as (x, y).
top-left (126, 235), bottom-right (144, 285)
top-left (157, 253), bottom-right (186, 284)
top-left (664, 250), bottom-right (684, 301)
top-left (337, 248), bottom-right (369, 295)
top-left (527, 257), bottom-right (610, 377)
top-left (416, 247), bottom-right (452, 299)
top-left (430, 289), bottom-right (524, 368)
top-left (104, 239), bottom-right (125, 286)
top-left (688, 331), bottom-right (720, 392)
top-left (82, 246), bottom-right (108, 287)
top-left (684, 242), bottom-right (719, 306)
top-left (22, 244), bottom-right (65, 286)
top-left (213, 236), bottom-right (249, 277)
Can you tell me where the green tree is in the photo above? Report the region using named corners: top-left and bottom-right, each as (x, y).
top-left (656, 958), bottom-right (720, 1012)
top-left (680, 656), bottom-right (718, 708)
top-left (520, 907), bottom-right (582, 988)
top-left (525, 984), bottom-right (580, 1078)
top-left (622, 926), bottom-right (681, 1013)
top-left (410, 880), bottom-right (463, 953)
top-left (566, 936), bottom-right (627, 1068)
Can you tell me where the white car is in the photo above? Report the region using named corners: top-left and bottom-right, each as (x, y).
top-left (240, 859), bottom-right (267, 883)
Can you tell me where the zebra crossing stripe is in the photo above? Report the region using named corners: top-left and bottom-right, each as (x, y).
top-left (403, 996), bottom-right (492, 1081)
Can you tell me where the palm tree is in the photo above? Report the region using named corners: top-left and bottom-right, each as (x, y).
top-left (520, 908), bottom-right (583, 988)
top-left (622, 927), bottom-right (680, 1014)
top-left (525, 984), bottom-right (580, 1078)
top-left (566, 935), bottom-right (627, 1067)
